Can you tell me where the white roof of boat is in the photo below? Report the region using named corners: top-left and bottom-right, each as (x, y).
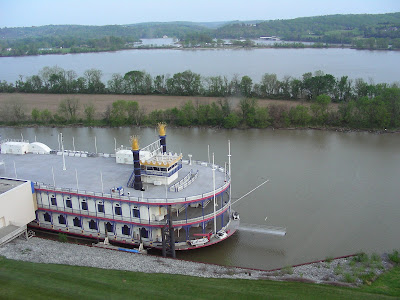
top-left (0, 152), bottom-right (228, 201)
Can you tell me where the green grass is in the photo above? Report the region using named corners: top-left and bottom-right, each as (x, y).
top-left (0, 256), bottom-right (399, 299)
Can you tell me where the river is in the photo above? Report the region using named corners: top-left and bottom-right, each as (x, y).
top-left (1, 47), bottom-right (400, 84)
top-left (1, 127), bottom-right (399, 269)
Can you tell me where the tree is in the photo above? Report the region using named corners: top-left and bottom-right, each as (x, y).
top-left (0, 97), bottom-right (26, 124)
top-left (107, 73), bottom-right (125, 94)
top-left (338, 100), bottom-right (356, 126)
top-left (253, 107), bottom-right (270, 128)
top-left (240, 76), bottom-right (253, 97)
top-left (124, 70), bottom-right (152, 94)
top-left (303, 72), bottom-right (336, 99)
top-left (260, 73), bottom-right (279, 97)
top-left (31, 108), bottom-right (40, 122)
top-left (239, 98), bottom-right (257, 126)
top-left (154, 75), bottom-right (167, 94)
top-left (58, 98), bottom-right (80, 121)
top-left (223, 112), bottom-right (240, 128)
top-left (311, 94), bottom-right (331, 124)
top-left (289, 78), bottom-right (303, 100)
top-left (204, 76), bottom-right (229, 97)
top-left (335, 76), bottom-right (353, 102)
top-left (126, 101), bottom-right (141, 125)
top-left (109, 100), bottom-right (128, 126)
top-left (40, 109), bottom-right (52, 124)
top-left (380, 87), bottom-right (400, 128)
top-left (84, 68), bottom-right (105, 93)
top-left (289, 105), bottom-right (311, 126)
top-left (84, 103), bottom-right (96, 124)
top-left (167, 70), bottom-right (201, 96)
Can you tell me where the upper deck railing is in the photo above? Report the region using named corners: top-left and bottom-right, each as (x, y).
top-left (34, 160), bottom-right (230, 205)
top-left (37, 201), bottom-right (230, 227)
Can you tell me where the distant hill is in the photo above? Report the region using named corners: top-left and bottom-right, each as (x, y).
top-left (2, 13), bottom-right (399, 41)
top-left (214, 12), bottom-right (400, 42)
top-left (1, 12), bottom-right (400, 56)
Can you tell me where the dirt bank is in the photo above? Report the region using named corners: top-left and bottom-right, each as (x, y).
top-left (0, 93), bottom-right (322, 119)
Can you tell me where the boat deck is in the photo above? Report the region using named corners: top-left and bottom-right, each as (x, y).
top-left (0, 153), bottom-right (228, 202)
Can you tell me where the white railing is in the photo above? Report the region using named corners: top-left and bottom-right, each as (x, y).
top-left (141, 139), bottom-right (162, 156)
top-left (169, 169), bottom-right (199, 192)
top-left (1, 138), bottom-right (29, 144)
top-left (34, 176), bottom-right (230, 205)
top-left (37, 201), bottom-right (230, 227)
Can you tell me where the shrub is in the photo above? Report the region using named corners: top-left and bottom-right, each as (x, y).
top-left (352, 252), bottom-right (369, 263)
top-left (325, 256), bottom-right (334, 263)
top-left (343, 272), bottom-right (356, 283)
top-left (281, 266), bottom-right (293, 275)
top-left (58, 233), bottom-right (68, 243)
top-left (360, 271), bottom-right (376, 284)
top-left (388, 250), bottom-right (400, 264)
top-left (334, 265), bottom-right (343, 275)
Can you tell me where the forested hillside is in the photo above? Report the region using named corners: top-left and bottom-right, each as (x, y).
top-left (1, 12), bottom-right (400, 56)
top-left (215, 12), bottom-right (400, 43)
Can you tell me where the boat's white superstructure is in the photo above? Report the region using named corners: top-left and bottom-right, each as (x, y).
top-left (0, 126), bottom-right (239, 254)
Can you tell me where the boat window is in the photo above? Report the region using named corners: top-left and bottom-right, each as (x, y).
top-left (97, 203), bottom-right (104, 213)
top-left (44, 212), bottom-right (51, 222)
top-left (89, 220), bottom-right (97, 230)
top-left (105, 222), bottom-right (113, 233)
top-left (50, 195), bottom-right (57, 206)
top-left (140, 227), bottom-right (148, 238)
top-left (58, 215), bottom-right (66, 224)
top-left (122, 225), bottom-right (130, 236)
top-left (81, 201), bottom-right (88, 211)
top-left (66, 199), bottom-right (72, 208)
top-left (132, 208), bottom-right (140, 218)
top-left (73, 217), bottom-right (81, 227)
top-left (115, 205), bottom-right (122, 215)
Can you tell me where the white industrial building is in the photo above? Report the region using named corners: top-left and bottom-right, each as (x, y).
top-left (0, 178), bottom-right (36, 246)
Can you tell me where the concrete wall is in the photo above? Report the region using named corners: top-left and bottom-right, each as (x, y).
top-left (0, 179), bottom-right (36, 227)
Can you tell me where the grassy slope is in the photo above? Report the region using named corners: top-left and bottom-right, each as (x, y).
top-left (0, 257), bottom-right (399, 300)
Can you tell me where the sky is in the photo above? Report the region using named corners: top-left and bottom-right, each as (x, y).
top-left (0, 0), bottom-right (399, 28)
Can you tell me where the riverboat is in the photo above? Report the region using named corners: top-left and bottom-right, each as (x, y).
top-left (0, 125), bottom-right (239, 254)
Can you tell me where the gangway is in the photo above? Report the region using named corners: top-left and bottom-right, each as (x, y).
top-left (0, 224), bottom-right (29, 247)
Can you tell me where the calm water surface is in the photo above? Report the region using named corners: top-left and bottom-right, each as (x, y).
top-left (1, 48), bottom-right (399, 84)
top-left (1, 127), bottom-right (399, 269)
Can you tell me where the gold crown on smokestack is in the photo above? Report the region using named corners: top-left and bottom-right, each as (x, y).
top-left (158, 123), bottom-right (166, 136)
top-left (130, 136), bottom-right (139, 151)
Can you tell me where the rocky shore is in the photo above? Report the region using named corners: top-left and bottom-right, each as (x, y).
top-left (1, 237), bottom-right (396, 286)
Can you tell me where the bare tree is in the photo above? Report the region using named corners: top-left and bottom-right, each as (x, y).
top-left (58, 98), bottom-right (80, 121)
top-left (0, 97), bottom-right (26, 123)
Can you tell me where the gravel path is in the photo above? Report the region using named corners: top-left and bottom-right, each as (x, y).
top-left (0, 237), bottom-right (394, 284)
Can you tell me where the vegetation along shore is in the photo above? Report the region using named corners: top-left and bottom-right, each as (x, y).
top-left (1, 66), bottom-right (399, 131)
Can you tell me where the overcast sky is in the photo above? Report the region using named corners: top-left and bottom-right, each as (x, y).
top-left (1, 0), bottom-right (399, 28)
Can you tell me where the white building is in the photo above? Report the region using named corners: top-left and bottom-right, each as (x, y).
top-left (0, 178), bottom-right (36, 246)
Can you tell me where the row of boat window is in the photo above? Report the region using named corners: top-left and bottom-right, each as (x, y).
top-left (42, 212), bottom-right (149, 237)
top-left (49, 195), bottom-right (140, 218)
top-left (141, 162), bottom-right (179, 172)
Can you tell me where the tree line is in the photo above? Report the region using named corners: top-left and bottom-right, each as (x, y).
top-left (1, 85), bottom-right (399, 131)
top-left (1, 66), bottom-right (399, 103)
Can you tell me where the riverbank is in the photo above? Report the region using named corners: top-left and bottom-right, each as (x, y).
top-left (0, 237), bottom-right (398, 286)
top-left (1, 43), bottom-right (398, 58)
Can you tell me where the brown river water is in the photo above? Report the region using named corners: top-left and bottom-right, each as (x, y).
top-left (1, 126), bottom-right (399, 269)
